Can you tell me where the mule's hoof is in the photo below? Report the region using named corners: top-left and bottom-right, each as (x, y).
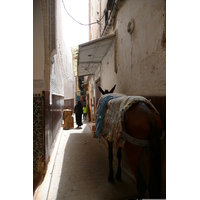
top-left (108, 176), bottom-right (114, 182)
top-left (115, 174), bottom-right (121, 181)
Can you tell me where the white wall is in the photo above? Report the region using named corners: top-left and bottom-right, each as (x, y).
top-left (33, 0), bottom-right (74, 99)
top-left (63, 44), bottom-right (74, 99)
top-left (89, 0), bottom-right (100, 40)
top-left (49, 0), bottom-right (74, 100)
top-left (94, 0), bottom-right (166, 96)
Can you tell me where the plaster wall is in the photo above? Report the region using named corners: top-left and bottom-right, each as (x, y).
top-left (89, 0), bottom-right (100, 40)
top-left (63, 44), bottom-right (74, 99)
top-left (33, 0), bottom-right (45, 93)
top-left (50, 0), bottom-right (74, 100)
top-left (99, 0), bottom-right (108, 36)
top-left (50, 0), bottom-right (64, 97)
top-left (94, 64), bottom-right (101, 81)
top-left (100, 0), bottom-right (166, 96)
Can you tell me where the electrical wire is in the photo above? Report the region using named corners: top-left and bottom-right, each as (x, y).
top-left (61, 0), bottom-right (105, 26)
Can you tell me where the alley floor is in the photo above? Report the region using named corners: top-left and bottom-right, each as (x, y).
top-left (35, 120), bottom-right (137, 200)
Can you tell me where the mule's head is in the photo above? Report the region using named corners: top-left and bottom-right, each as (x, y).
top-left (98, 84), bottom-right (116, 95)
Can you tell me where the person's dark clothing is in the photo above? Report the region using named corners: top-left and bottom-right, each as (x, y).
top-left (74, 101), bottom-right (83, 127)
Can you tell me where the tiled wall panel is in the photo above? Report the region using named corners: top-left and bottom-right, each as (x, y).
top-left (33, 92), bottom-right (65, 173)
top-left (33, 94), bottom-right (44, 174)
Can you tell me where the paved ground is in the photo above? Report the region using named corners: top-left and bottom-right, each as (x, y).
top-left (36, 120), bottom-right (137, 200)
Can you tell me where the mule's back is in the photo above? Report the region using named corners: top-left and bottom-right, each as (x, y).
top-left (96, 94), bottom-right (159, 147)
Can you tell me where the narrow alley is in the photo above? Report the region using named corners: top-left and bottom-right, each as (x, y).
top-left (35, 118), bottom-right (137, 200)
top-left (33, 1), bottom-right (166, 199)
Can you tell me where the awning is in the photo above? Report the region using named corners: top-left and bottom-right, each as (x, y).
top-left (77, 33), bottom-right (115, 76)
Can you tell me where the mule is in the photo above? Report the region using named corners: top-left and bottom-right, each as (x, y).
top-left (96, 85), bottom-right (165, 199)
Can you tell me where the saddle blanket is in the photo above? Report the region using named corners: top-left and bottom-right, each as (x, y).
top-left (95, 93), bottom-right (159, 147)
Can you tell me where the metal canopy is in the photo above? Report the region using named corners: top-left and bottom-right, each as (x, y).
top-left (77, 33), bottom-right (115, 76)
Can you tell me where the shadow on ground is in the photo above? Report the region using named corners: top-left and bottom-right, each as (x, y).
top-left (50, 122), bottom-right (137, 200)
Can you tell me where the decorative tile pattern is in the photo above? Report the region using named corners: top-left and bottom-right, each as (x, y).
top-left (33, 95), bottom-right (44, 174)
top-left (33, 94), bottom-right (41, 97)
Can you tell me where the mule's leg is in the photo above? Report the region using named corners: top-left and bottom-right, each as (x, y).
top-left (137, 167), bottom-right (148, 199)
top-left (115, 147), bottom-right (122, 181)
top-left (107, 141), bottom-right (114, 182)
top-left (148, 121), bottom-right (162, 198)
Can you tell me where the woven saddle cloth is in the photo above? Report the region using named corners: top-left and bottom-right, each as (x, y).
top-left (96, 93), bottom-right (159, 147)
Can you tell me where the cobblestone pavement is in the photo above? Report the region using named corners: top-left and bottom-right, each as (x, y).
top-left (37, 121), bottom-right (137, 200)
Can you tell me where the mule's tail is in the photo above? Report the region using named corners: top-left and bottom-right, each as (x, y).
top-left (148, 121), bottom-right (162, 198)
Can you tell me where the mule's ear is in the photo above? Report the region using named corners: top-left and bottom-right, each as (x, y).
top-left (110, 84), bottom-right (116, 93)
top-left (98, 86), bottom-right (105, 95)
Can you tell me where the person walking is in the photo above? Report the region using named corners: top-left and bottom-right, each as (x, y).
top-left (74, 100), bottom-right (83, 128)
top-left (83, 105), bottom-right (87, 121)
